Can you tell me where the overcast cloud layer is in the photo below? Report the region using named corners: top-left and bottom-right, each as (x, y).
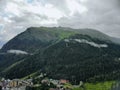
top-left (0, 0), bottom-right (120, 48)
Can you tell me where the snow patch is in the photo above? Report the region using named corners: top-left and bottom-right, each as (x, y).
top-left (7, 50), bottom-right (28, 55)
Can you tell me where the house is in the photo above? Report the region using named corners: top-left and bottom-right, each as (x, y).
top-left (22, 80), bottom-right (33, 86)
top-left (0, 78), bottom-right (33, 90)
top-left (41, 79), bottom-right (50, 85)
top-left (59, 79), bottom-right (69, 84)
top-left (9, 79), bottom-right (21, 87)
top-left (8, 79), bottom-right (33, 88)
top-left (50, 79), bottom-right (59, 85)
top-left (1, 79), bottom-right (8, 89)
top-left (26, 79), bottom-right (33, 86)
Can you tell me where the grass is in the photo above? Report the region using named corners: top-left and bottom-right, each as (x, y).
top-left (3, 60), bottom-right (24, 73)
top-left (72, 81), bottom-right (115, 90)
top-left (22, 72), bottom-right (38, 80)
top-left (64, 83), bottom-right (73, 89)
top-left (37, 27), bottom-right (77, 40)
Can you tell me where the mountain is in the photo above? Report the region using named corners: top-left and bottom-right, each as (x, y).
top-left (0, 53), bottom-right (27, 71)
top-left (1, 27), bottom-right (76, 53)
top-left (0, 27), bottom-right (120, 84)
top-left (1, 27), bottom-right (119, 53)
top-left (0, 27), bottom-right (77, 78)
top-left (110, 37), bottom-right (120, 45)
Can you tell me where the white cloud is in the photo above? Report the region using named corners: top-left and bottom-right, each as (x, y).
top-left (64, 39), bottom-right (108, 48)
top-left (79, 0), bottom-right (88, 3)
top-left (0, 0), bottom-right (67, 47)
top-left (7, 49), bottom-right (28, 55)
top-left (74, 39), bottom-right (108, 48)
top-left (5, 2), bottom-right (22, 17)
top-left (66, 0), bottom-right (88, 16)
top-left (0, 0), bottom-right (120, 48)
top-left (0, 24), bottom-right (4, 30)
top-left (3, 17), bottom-right (13, 23)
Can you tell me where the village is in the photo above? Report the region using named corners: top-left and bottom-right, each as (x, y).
top-left (0, 76), bottom-right (83, 90)
top-left (0, 78), bottom-right (33, 90)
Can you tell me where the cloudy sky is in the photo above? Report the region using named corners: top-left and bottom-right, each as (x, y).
top-left (0, 0), bottom-right (120, 48)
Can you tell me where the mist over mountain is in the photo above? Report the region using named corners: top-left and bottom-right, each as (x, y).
top-left (1, 27), bottom-right (120, 53)
top-left (0, 27), bottom-right (120, 84)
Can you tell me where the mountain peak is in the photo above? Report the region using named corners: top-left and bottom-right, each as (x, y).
top-left (1, 27), bottom-right (119, 53)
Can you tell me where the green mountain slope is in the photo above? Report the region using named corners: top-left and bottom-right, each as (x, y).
top-left (3, 34), bottom-right (120, 84)
top-left (1, 27), bottom-right (76, 53)
top-left (0, 53), bottom-right (27, 75)
top-left (1, 27), bottom-right (120, 84)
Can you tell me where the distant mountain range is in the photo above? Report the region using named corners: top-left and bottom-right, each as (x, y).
top-left (0, 27), bottom-right (120, 83)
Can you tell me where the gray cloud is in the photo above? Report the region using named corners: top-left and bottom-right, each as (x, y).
top-left (0, 0), bottom-right (120, 48)
top-left (58, 0), bottom-right (120, 37)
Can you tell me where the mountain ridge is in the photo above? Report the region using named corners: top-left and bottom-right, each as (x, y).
top-left (0, 27), bottom-right (120, 84)
top-left (1, 26), bottom-right (118, 53)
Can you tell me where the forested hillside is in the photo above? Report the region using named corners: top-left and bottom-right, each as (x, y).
top-left (0, 27), bottom-right (120, 84)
